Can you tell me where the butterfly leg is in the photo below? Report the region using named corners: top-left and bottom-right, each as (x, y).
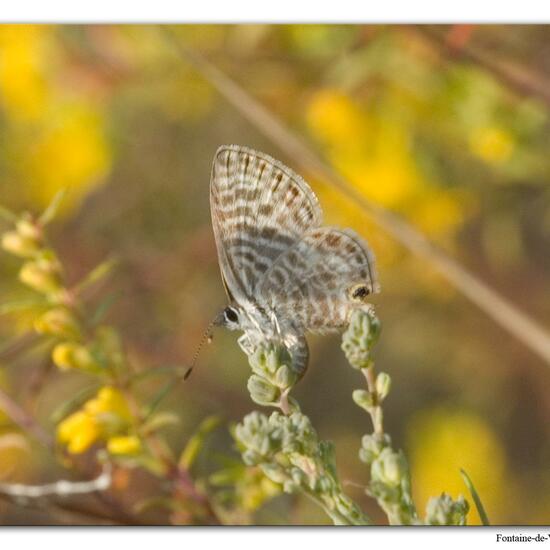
top-left (348, 303), bottom-right (376, 321)
top-left (237, 333), bottom-right (256, 356)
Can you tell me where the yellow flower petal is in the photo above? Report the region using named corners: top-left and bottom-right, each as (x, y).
top-left (57, 411), bottom-right (101, 454)
top-left (107, 435), bottom-right (142, 456)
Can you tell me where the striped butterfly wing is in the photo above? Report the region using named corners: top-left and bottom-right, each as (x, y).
top-left (257, 227), bottom-right (379, 332)
top-left (210, 145), bottom-right (323, 303)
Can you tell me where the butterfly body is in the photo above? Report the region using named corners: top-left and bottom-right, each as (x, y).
top-left (210, 145), bottom-right (378, 376)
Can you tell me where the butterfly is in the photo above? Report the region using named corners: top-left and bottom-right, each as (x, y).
top-left (210, 145), bottom-right (379, 376)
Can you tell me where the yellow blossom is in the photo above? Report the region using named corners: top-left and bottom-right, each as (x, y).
top-left (239, 468), bottom-right (281, 512)
top-left (107, 435), bottom-right (142, 456)
top-left (24, 102), bottom-right (111, 210)
top-left (52, 342), bottom-right (99, 372)
top-left (56, 386), bottom-right (134, 455)
top-left (307, 89), bottom-right (368, 145)
top-left (469, 126), bottom-right (514, 165)
top-left (0, 25), bottom-right (53, 121)
top-left (34, 307), bottom-right (81, 340)
top-left (407, 408), bottom-right (508, 524)
top-left (307, 89), bottom-right (469, 239)
top-left (409, 190), bottom-right (465, 235)
top-left (84, 386), bottom-right (133, 423)
top-left (57, 410), bottom-right (101, 454)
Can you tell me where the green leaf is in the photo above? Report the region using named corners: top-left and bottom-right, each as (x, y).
top-left (143, 380), bottom-right (177, 420)
top-left (90, 292), bottom-right (120, 326)
top-left (74, 257), bottom-right (119, 296)
top-left (460, 468), bottom-right (490, 525)
top-left (141, 411), bottom-right (180, 435)
top-left (39, 189), bottom-right (67, 225)
top-left (208, 463), bottom-right (245, 486)
top-left (179, 415), bottom-right (221, 471)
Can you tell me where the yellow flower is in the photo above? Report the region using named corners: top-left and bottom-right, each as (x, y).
top-left (57, 386), bottom-right (134, 455)
top-left (239, 468), bottom-right (281, 512)
top-left (409, 190), bottom-right (465, 235)
top-left (0, 25), bottom-right (52, 121)
top-left (57, 410), bottom-right (101, 454)
top-left (107, 435), bottom-right (142, 456)
top-left (84, 386), bottom-right (133, 423)
top-left (307, 89), bottom-right (367, 145)
top-left (469, 126), bottom-right (514, 165)
top-left (307, 89), bottom-right (469, 238)
top-left (52, 342), bottom-right (99, 372)
top-left (25, 102), bottom-right (111, 210)
top-left (19, 259), bottom-right (62, 295)
top-left (35, 307), bottom-right (81, 340)
top-left (1, 230), bottom-right (40, 258)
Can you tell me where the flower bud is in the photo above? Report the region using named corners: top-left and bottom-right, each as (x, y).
top-left (375, 372), bottom-right (391, 401)
top-left (34, 307), bottom-right (81, 340)
top-left (425, 493), bottom-right (469, 525)
top-left (314, 475), bottom-right (333, 494)
top-left (242, 449), bottom-right (262, 466)
top-left (341, 309), bottom-right (381, 369)
top-left (359, 448), bottom-right (375, 464)
top-left (16, 217), bottom-right (41, 240)
top-left (352, 389), bottom-right (374, 411)
top-left (274, 364), bottom-right (297, 389)
top-left (335, 494), bottom-right (359, 517)
top-left (19, 260), bottom-right (61, 294)
top-left (107, 435), bottom-right (142, 456)
top-left (370, 448), bottom-right (406, 487)
top-left (261, 464), bottom-right (287, 484)
top-left (291, 468), bottom-right (307, 487)
top-left (1, 231), bottom-right (40, 258)
top-left (247, 375), bottom-right (278, 406)
top-left (283, 479), bottom-right (297, 493)
top-left (52, 342), bottom-right (100, 372)
top-left (359, 433), bottom-right (391, 464)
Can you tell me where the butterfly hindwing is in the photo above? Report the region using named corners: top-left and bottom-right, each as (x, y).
top-left (257, 227), bottom-right (378, 332)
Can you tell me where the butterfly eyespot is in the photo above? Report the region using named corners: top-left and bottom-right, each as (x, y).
top-left (349, 284), bottom-right (370, 302)
top-left (224, 307), bottom-right (239, 324)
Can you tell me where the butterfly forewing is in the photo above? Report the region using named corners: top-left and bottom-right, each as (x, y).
top-left (257, 227), bottom-right (378, 332)
top-left (210, 145), bottom-right (322, 301)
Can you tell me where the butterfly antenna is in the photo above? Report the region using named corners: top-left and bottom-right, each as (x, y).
top-left (182, 319), bottom-right (216, 381)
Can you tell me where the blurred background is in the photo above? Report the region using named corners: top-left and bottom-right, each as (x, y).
top-left (0, 24), bottom-right (549, 525)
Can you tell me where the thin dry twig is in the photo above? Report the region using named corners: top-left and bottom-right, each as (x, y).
top-left (0, 387), bottom-right (53, 449)
top-left (162, 29), bottom-right (550, 368)
top-left (0, 462), bottom-right (111, 499)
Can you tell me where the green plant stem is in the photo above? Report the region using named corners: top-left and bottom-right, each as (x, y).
top-left (362, 367), bottom-right (383, 435)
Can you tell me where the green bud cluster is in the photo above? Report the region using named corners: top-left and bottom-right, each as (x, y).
top-left (425, 493), bottom-right (469, 526)
top-left (341, 308), bottom-right (381, 369)
top-left (235, 411), bottom-right (318, 469)
top-left (366, 447), bottom-right (418, 525)
top-left (235, 411), bottom-right (370, 525)
top-left (359, 433), bottom-right (391, 464)
top-left (247, 344), bottom-right (299, 412)
top-left (343, 308), bottom-right (420, 524)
